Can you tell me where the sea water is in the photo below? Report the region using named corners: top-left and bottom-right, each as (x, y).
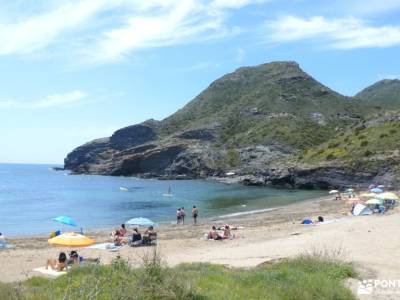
top-left (0, 164), bottom-right (325, 236)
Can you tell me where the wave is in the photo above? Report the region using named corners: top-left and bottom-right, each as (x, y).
top-left (215, 207), bottom-right (281, 219)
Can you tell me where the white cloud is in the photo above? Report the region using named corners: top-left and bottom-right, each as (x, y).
top-left (265, 15), bottom-right (400, 49)
top-left (0, 0), bottom-right (112, 55)
top-left (0, 90), bottom-right (87, 109)
top-left (0, 0), bottom-right (264, 64)
top-left (211, 0), bottom-right (267, 9)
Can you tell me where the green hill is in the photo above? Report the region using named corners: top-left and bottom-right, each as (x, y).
top-left (161, 61), bottom-right (365, 149)
top-left (356, 79), bottom-right (400, 110)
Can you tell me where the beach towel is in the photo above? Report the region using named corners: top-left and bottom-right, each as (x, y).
top-left (86, 242), bottom-right (122, 251)
top-left (301, 219), bottom-right (313, 225)
top-left (301, 219), bottom-right (337, 226)
top-left (33, 267), bottom-right (67, 277)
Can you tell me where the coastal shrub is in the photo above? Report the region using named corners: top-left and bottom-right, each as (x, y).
top-left (326, 154), bottom-right (336, 160)
top-left (1, 252), bottom-right (356, 300)
top-left (360, 140), bottom-right (368, 147)
top-left (328, 141), bottom-right (340, 148)
top-left (358, 135), bottom-right (366, 140)
top-left (364, 150), bottom-right (373, 157)
top-left (390, 129), bottom-right (397, 134)
top-left (226, 149), bottom-right (240, 167)
top-left (380, 133), bottom-right (388, 138)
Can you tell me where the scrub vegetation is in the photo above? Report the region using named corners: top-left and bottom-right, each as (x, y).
top-left (1, 250), bottom-right (356, 300)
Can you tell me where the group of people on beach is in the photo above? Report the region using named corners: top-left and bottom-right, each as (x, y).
top-left (207, 225), bottom-right (235, 240)
top-left (176, 206), bottom-right (199, 225)
top-left (113, 224), bottom-right (157, 247)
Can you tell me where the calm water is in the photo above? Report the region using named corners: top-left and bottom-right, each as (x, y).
top-left (0, 164), bottom-right (325, 236)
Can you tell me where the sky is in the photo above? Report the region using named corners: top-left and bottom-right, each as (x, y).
top-left (0, 0), bottom-right (400, 164)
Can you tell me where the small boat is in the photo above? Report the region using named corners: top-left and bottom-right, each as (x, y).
top-left (163, 185), bottom-right (173, 197)
top-left (119, 187), bottom-right (129, 192)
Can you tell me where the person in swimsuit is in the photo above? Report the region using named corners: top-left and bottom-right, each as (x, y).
top-left (192, 206), bottom-right (198, 225)
top-left (46, 252), bottom-right (68, 272)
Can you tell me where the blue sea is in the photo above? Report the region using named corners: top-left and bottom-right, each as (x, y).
top-left (0, 164), bottom-right (325, 236)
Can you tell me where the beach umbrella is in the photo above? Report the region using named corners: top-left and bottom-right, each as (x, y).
top-left (346, 188), bottom-right (354, 192)
top-left (370, 188), bottom-right (383, 193)
top-left (329, 190), bottom-right (339, 194)
top-left (376, 192), bottom-right (399, 200)
top-left (48, 232), bottom-right (95, 247)
top-left (52, 216), bottom-right (77, 227)
top-left (377, 185), bottom-right (385, 188)
top-left (125, 217), bottom-right (154, 227)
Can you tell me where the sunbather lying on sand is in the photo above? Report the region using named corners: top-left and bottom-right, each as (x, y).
top-left (46, 252), bottom-right (67, 272)
top-left (68, 251), bottom-right (99, 266)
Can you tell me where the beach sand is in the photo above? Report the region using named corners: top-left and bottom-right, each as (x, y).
top-left (1, 195), bottom-right (399, 299)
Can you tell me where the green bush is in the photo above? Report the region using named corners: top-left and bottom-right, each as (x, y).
top-left (1, 252), bottom-right (356, 300)
top-left (326, 154), bottom-right (336, 160)
top-left (360, 140), bottom-right (368, 147)
top-left (364, 150), bottom-right (373, 157)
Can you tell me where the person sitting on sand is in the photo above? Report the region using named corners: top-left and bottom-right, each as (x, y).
top-left (114, 230), bottom-right (123, 246)
top-left (120, 224), bottom-right (127, 237)
top-left (223, 225), bottom-right (232, 239)
top-left (208, 226), bottom-right (223, 240)
top-left (46, 252), bottom-right (67, 272)
top-left (316, 216), bottom-right (324, 223)
top-left (131, 228), bottom-right (142, 246)
top-left (143, 226), bottom-right (157, 245)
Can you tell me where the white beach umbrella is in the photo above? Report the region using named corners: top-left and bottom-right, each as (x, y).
top-left (329, 190), bottom-right (339, 194)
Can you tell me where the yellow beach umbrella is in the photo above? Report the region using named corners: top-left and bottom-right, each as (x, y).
top-left (48, 232), bottom-right (95, 247)
top-left (376, 192), bottom-right (399, 200)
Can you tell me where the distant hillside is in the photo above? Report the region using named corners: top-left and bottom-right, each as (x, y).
top-left (356, 79), bottom-right (400, 110)
top-left (64, 61), bottom-right (399, 189)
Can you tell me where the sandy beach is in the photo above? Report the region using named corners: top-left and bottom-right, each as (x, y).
top-left (1, 194), bottom-right (399, 299)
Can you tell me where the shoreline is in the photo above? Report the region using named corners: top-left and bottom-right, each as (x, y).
top-left (2, 191), bottom-right (400, 300)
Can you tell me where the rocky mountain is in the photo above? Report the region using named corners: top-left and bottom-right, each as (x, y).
top-left (356, 79), bottom-right (400, 110)
top-left (64, 61), bottom-right (400, 189)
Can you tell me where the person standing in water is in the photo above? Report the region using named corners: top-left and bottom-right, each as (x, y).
top-left (181, 207), bottom-right (186, 224)
top-left (192, 206), bottom-right (199, 225)
top-left (176, 208), bottom-right (182, 225)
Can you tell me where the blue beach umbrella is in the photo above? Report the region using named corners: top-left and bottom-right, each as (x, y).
top-left (125, 217), bottom-right (154, 227)
top-left (52, 216), bottom-right (77, 227)
top-left (370, 188), bottom-right (383, 193)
